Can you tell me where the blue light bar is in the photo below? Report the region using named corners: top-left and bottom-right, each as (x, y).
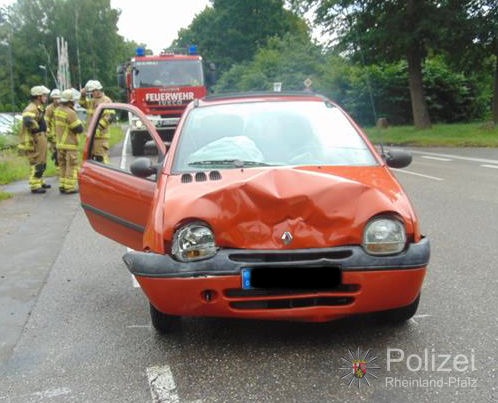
top-left (136, 47), bottom-right (146, 57)
top-left (188, 45), bottom-right (198, 55)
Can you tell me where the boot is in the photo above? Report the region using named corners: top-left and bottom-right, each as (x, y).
top-left (63, 189), bottom-right (79, 194)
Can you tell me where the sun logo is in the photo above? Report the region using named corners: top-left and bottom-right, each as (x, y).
top-left (339, 347), bottom-right (380, 388)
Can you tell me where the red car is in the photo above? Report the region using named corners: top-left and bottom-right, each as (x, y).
top-left (79, 92), bottom-right (430, 333)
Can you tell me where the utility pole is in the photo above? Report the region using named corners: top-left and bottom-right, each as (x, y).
top-left (39, 65), bottom-right (48, 87)
top-left (75, 8), bottom-right (82, 89)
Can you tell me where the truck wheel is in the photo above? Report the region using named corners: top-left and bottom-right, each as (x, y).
top-left (130, 132), bottom-right (146, 156)
top-left (378, 294), bottom-right (420, 323)
top-left (149, 303), bottom-right (180, 334)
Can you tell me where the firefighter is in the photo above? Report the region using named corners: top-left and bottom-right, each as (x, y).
top-left (54, 89), bottom-right (84, 194)
top-left (79, 79), bottom-right (113, 163)
top-left (18, 85), bottom-right (51, 193)
top-left (45, 88), bottom-right (61, 165)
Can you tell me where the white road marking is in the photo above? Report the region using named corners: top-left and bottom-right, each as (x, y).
top-left (481, 164), bottom-right (498, 169)
top-left (410, 150), bottom-right (498, 165)
top-left (120, 127), bottom-right (131, 170)
top-left (393, 169), bottom-right (444, 181)
top-left (31, 387), bottom-right (72, 399)
top-left (421, 156), bottom-right (452, 162)
top-left (147, 365), bottom-right (180, 403)
top-left (132, 275), bottom-right (141, 288)
top-left (409, 314), bottom-right (432, 326)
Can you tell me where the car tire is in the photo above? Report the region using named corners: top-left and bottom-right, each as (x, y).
top-left (378, 294), bottom-right (420, 323)
top-left (149, 303), bottom-right (180, 334)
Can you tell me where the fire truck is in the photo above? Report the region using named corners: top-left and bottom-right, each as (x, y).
top-left (117, 46), bottom-right (215, 155)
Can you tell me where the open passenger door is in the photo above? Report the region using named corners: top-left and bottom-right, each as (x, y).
top-left (79, 103), bottom-right (167, 250)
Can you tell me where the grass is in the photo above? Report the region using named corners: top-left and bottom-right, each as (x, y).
top-left (365, 122), bottom-right (498, 147)
top-left (0, 126), bottom-right (124, 199)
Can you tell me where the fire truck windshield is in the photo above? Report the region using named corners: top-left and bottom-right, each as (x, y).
top-left (133, 60), bottom-right (204, 88)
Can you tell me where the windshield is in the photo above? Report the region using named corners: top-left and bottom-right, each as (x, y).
top-left (172, 100), bottom-right (378, 172)
top-left (133, 60), bottom-right (204, 88)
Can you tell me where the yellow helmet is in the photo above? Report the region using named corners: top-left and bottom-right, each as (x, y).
top-left (60, 88), bottom-right (78, 103)
top-left (50, 89), bottom-right (61, 98)
top-left (85, 79), bottom-right (103, 92)
top-left (30, 85), bottom-right (50, 96)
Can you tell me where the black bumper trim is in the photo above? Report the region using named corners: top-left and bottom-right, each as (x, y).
top-left (123, 237), bottom-right (430, 278)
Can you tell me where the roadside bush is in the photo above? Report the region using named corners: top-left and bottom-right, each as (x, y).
top-left (423, 56), bottom-right (484, 123)
top-left (307, 56), bottom-right (487, 126)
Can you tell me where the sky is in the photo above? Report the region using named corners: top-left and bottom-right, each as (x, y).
top-left (110, 0), bottom-right (211, 54)
top-left (0, 0), bottom-right (211, 55)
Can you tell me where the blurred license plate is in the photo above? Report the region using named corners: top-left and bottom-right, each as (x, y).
top-left (241, 267), bottom-right (341, 290)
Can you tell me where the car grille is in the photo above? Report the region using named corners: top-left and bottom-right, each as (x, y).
top-left (229, 296), bottom-right (355, 310)
top-left (225, 282), bottom-right (359, 311)
top-left (225, 284), bottom-right (359, 297)
top-left (229, 249), bottom-right (352, 262)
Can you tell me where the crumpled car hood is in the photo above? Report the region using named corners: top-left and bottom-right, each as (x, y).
top-left (160, 166), bottom-right (414, 249)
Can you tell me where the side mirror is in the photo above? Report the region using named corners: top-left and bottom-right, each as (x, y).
top-left (130, 157), bottom-right (158, 178)
top-left (383, 149), bottom-right (412, 169)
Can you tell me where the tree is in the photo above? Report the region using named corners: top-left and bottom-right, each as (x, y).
top-left (215, 32), bottom-right (323, 92)
top-left (435, 0), bottom-right (497, 124)
top-left (290, 0), bottom-right (485, 129)
top-left (174, 0), bottom-right (308, 75)
top-left (0, 0), bottom-right (132, 105)
top-left (473, 0), bottom-right (498, 124)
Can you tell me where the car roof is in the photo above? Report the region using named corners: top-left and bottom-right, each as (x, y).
top-left (197, 91), bottom-right (332, 107)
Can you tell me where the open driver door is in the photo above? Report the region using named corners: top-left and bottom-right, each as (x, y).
top-left (79, 103), bottom-right (167, 251)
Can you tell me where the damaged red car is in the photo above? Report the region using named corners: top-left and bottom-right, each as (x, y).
top-left (79, 92), bottom-right (430, 333)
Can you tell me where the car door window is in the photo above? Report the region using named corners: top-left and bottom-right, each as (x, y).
top-left (88, 107), bottom-right (164, 179)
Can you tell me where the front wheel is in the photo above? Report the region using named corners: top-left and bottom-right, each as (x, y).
top-left (149, 303), bottom-right (181, 334)
top-left (378, 295), bottom-right (420, 323)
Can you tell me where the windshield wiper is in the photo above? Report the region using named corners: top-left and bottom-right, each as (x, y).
top-left (188, 159), bottom-right (271, 168)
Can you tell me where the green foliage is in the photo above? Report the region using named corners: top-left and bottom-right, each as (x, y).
top-left (365, 122), bottom-right (498, 147)
top-left (423, 57), bottom-right (487, 124)
top-left (0, 148), bottom-right (29, 184)
top-left (0, 0), bottom-right (136, 108)
top-left (175, 0), bottom-right (309, 75)
top-left (215, 32), bottom-right (323, 92)
top-left (0, 191), bottom-right (12, 201)
top-left (294, 0), bottom-right (498, 126)
top-left (320, 57), bottom-right (489, 126)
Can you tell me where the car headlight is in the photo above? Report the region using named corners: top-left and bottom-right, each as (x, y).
top-left (172, 223), bottom-right (217, 262)
top-left (363, 217), bottom-right (406, 255)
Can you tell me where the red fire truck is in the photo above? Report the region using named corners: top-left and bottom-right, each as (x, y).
top-left (117, 46), bottom-right (215, 155)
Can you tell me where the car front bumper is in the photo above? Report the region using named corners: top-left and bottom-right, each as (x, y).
top-left (124, 237), bottom-right (429, 322)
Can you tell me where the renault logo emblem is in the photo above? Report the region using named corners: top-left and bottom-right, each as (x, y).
top-left (281, 231), bottom-right (293, 245)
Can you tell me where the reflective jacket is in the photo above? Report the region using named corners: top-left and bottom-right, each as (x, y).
top-left (45, 102), bottom-right (58, 142)
top-left (54, 105), bottom-right (84, 150)
top-left (79, 93), bottom-right (112, 129)
top-left (18, 102), bottom-right (45, 152)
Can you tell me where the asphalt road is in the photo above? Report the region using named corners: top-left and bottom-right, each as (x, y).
top-left (0, 147), bottom-right (496, 402)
